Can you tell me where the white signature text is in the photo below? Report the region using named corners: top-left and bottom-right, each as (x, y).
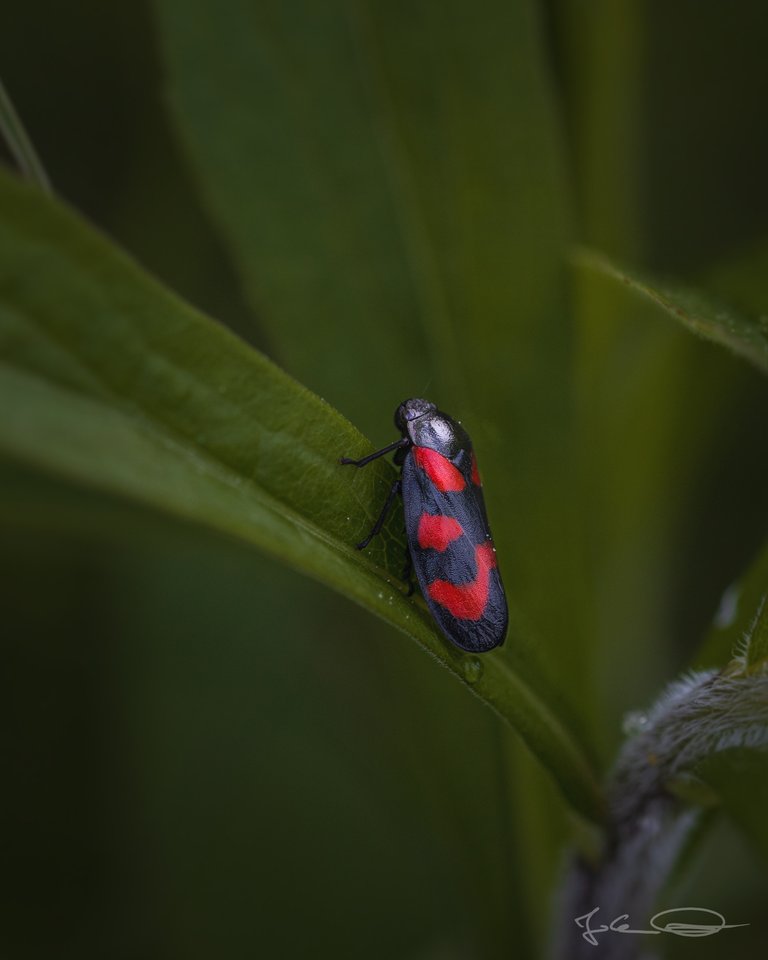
top-left (575, 906), bottom-right (748, 946)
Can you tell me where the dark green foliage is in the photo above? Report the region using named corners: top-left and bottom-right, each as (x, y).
top-left (2, 2), bottom-right (767, 957)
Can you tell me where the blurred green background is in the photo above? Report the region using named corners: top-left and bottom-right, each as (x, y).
top-left (2, 1), bottom-right (768, 957)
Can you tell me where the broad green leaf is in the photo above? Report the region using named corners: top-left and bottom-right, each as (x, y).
top-left (152, 0), bottom-right (570, 420)
top-left (575, 248), bottom-right (768, 375)
top-left (151, 1), bottom-right (596, 713)
top-left (575, 249), bottom-right (768, 683)
top-left (153, 0), bottom-right (594, 915)
top-left (1, 5), bottom-right (262, 349)
top-left (568, 249), bottom-right (761, 757)
top-left (0, 170), bottom-right (601, 821)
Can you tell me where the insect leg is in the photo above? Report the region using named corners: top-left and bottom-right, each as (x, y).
top-left (339, 437), bottom-right (408, 468)
top-left (356, 477), bottom-right (401, 550)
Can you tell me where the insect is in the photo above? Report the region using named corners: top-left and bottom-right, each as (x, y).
top-left (340, 398), bottom-right (507, 653)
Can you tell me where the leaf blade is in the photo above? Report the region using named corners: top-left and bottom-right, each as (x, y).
top-left (575, 248), bottom-right (768, 375)
top-left (0, 169), bottom-right (602, 821)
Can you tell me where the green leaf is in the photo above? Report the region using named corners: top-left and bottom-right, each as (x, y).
top-left (575, 248), bottom-right (768, 375)
top-left (0, 169), bottom-right (602, 821)
top-left (152, 0), bottom-right (571, 420)
top-left (151, 1), bottom-right (600, 729)
top-left (571, 249), bottom-right (768, 710)
top-left (568, 245), bottom-right (763, 761)
top-left (152, 5), bottom-right (604, 911)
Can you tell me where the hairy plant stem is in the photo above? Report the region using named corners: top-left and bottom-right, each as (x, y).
top-left (553, 668), bottom-right (768, 960)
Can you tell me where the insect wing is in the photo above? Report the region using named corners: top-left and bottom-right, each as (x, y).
top-left (402, 448), bottom-right (507, 652)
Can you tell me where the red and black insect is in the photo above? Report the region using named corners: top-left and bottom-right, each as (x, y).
top-left (340, 398), bottom-right (507, 653)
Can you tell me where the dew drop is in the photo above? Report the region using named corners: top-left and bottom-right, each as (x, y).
top-left (622, 710), bottom-right (649, 736)
top-left (464, 657), bottom-right (483, 684)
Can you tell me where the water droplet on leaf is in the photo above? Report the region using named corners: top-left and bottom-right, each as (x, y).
top-left (464, 657), bottom-right (483, 684)
top-left (622, 710), bottom-right (649, 736)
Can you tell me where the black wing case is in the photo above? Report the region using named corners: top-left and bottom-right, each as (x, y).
top-left (401, 448), bottom-right (508, 653)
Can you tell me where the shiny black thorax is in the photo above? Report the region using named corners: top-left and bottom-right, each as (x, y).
top-left (393, 398), bottom-right (472, 463)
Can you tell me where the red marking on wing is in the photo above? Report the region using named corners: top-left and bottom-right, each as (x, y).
top-left (413, 446), bottom-right (465, 492)
top-left (417, 513), bottom-right (463, 552)
top-left (427, 542), bottom-right (497, 621)
top-left (470, 452), bottom-right (482, 486)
